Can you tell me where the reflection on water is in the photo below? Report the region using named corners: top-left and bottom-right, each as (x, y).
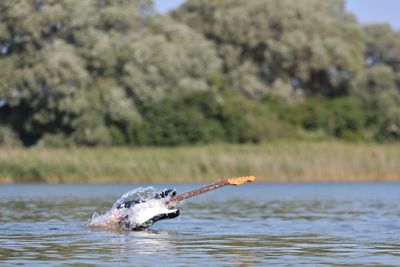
top-left (0, 183), bottom-right (400, 266)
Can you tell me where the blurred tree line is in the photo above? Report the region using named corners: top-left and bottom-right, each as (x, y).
top-left (0, 0), bottom-right (399, 147)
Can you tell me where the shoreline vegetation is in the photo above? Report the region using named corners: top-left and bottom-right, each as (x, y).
top-left (1, 142), bottom-right (399, 184)
top-left (1, 1), bottom-right (400, 149)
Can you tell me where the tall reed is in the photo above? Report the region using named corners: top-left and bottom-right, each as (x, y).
top-left (0, 142), bottom-right (399, 183)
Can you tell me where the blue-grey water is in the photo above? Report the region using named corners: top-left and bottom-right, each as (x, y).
top-left (1, 183), bottom-right (400, 266)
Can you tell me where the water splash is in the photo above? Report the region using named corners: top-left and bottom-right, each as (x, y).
top-left (112, 187), bottom-right (159, 209)
top-left (89, 187), bottom-right (177, 230)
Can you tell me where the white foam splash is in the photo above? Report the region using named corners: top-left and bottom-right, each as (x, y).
top-left (89, 187), bottom-right (177, 230)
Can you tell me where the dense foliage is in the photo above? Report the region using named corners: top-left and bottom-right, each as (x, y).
top-left (0, 0), bottom-right (399, 146)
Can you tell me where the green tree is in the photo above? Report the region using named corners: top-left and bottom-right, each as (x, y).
top-left (363, 24), bottom-right (400, 72)
top-left (1, 0), bottom-right (399, 146)
top-left (1, 40), bottom-right (90, 144)
top-left (173, 0), bottom-right (365, 98)
top-left (0, 0), bottom-right (152, 145)
top-left (0, 0), bottom-right (221, 146)
top-left (121, 16), bottom-right (221, 101)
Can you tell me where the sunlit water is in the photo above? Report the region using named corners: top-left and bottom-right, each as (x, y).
top-left (1, 183), bottom-right (400, 266)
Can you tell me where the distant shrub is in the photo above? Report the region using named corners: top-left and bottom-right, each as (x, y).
top-left (70, 114), bottom-right (112, 146)
top-left (108, 125), bottom-right (127, 146)
top-left (133, 92), bottom-right (225, 146)
top-left (218, 91), bottom-right (299, 143)
top-left (0, 126), bottom-right (22, 147)
top-left (264, 97), bottom-right (367, 140)
top-left (325, 98), bottom-right (366, 141)
top-left (129, 91), bottom-right (298, 146)
top-left (36, 133), bottom-right (71, 147)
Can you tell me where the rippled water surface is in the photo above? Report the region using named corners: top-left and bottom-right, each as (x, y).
top-left (1, 183), bottom-right (400, 266)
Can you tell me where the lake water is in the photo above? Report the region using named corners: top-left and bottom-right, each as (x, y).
top-left (1, 183), bottom-right (400, 266)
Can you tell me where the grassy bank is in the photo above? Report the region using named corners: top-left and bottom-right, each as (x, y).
top-left (0, 142), bottom-right (399, 183)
